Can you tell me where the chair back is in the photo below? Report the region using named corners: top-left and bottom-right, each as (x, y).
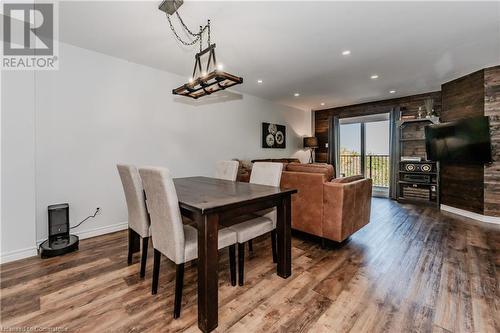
top-left (138, 166), bottom-right (185, 264)
top-left (215, 160), bottom-right (239, 181)
top-left (250, 162), bottom-right (283, 187)
top-left (117, 164), bottom-right (150, 238)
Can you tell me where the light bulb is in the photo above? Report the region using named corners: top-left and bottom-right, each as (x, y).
top-left (216, 63), bottom-right (224, 71)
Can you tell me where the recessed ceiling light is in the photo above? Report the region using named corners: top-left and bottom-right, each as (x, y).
top-left (320, 102), bottom-right (325, 106)
top-left (342, 50), bottom-right (351, 56)
top-left (257, 79), bottom-right (263, 84)
top-left (370, 74), bottom-right (379, 79)
top-left (389, 90), bottom-right (396, 94)
top-left (294, 93), bottom-right (300, 97)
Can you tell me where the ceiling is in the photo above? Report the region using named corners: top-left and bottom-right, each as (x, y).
top-left (58, 1), bottom-right (500, 111)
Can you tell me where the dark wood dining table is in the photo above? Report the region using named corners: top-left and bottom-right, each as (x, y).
top-left (173, 176), bottom-right (297, 332)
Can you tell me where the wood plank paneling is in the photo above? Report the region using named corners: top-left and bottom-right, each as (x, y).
top-left (1, 198), bottom-right (499, 332)
top-left (484, 66), bottom-right (500, 217)
top-left (314, 92), bottom-right (442, 163)
top-left (440, 69), bottom-right (485, 215)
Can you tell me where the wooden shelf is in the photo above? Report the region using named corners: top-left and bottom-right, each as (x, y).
top-left (399, 171), bottom-right (437, 175)
top-left (397, 197), bottom-right (437, 204)
top-left (398, 180), bottom-right (437, 185)
top-left (399, 138), bottom-right (425, 142)
top-left (396, 117), bottom-right (440, 127)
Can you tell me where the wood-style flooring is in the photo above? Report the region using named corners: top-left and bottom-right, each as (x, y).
top-left (1, 198), bottom-right (499, 332)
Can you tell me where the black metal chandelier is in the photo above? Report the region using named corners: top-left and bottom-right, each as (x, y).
top-left (159, 0), bottom-right (243, 99)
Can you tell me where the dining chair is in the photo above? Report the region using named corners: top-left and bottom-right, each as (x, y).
top-left (214, 160), bottom-right (239, 181)
top-left (215, 160), bottom-right (260, 253)
top-left (117, 164), bottom-right (151, 278)
top-left (138, 166), bottom-right (237, 319)
top-left (228, 162), bottom-right (283, 286)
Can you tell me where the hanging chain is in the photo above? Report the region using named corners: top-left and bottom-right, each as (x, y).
top-left (166, 13), bottom-right (200, 46)
top-left (165, 11), bottom-right (211, 49)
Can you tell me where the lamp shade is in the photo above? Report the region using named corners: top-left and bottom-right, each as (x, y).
top-left (303, 137), bottom-right (319, 148)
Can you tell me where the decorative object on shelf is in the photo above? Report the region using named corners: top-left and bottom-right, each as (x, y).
top-left (424, 98), bottom-right (434, 118)
top-left (303, 137), bottom-right (319, 163)
top-left (401, 156), bottom-right (422, 162)
top-left (417, 107), bottom-right (423, 119)
top-left (262, 122), bottom-right (286, 149)
top-left (159, 0), bottom-right (243, 99)
top-left (401, 114), bottom-right (416, 120)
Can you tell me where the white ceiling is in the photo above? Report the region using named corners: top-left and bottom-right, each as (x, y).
top-left (58, 1), bottom-right (500, 111)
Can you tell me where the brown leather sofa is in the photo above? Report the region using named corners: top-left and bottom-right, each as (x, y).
top-left (237, 161), bottom-right (372, 243)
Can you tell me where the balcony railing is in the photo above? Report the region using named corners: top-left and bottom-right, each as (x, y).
top-left (339, 154), bottom-right (390, 188)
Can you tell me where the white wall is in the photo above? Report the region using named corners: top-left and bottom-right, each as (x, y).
top-left (1, 71), bottom-right (38, 262)
top-left (1, 42), bottom-right (311, 261)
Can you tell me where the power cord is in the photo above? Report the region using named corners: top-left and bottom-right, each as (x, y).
top-left (70, 207), bottom-right (101, 229)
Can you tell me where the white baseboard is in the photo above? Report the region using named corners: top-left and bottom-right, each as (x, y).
top-left (73, 221), bottom-right (128, 241)
top-left (0, 222), bottom-right (128, 265)
top-left (440, 205), bottom-right (500, 225)
top-left (0, 246), bottom-right (38, 264)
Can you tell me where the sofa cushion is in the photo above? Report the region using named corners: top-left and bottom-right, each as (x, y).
top-left (331, 175), bottom-right (364, 183)
top-left (286, 163), bottom-right (334, 181)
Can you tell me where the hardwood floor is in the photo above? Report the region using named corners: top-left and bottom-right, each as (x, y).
top-left (1, 198), bottom-right (499, 332)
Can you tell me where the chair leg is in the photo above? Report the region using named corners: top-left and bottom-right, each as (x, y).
top-left (248, 240), bottom-right (253, 252)
top-left (229, 245), bottom-right (236, 286)
top-left (173, 263), bottom-right (184, 319)
top-left (271, 230), bottom-right (277, 263)
top-left (127, 228), bottom-right (140, 265)
top-left (238, 243), bottom-right (245, 286)
top-left (140, 237), bottom-right (149, 278)
top-left (152, 249), bottom-right (161, 295)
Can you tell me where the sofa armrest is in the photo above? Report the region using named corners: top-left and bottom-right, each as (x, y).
top-left (322, 178), bottom-right (372, 242)
top-left (281, 171), bottom-right (326, 236)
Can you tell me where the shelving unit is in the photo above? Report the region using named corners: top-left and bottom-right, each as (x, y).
top-left (396, 117), bottom-right (440, 207)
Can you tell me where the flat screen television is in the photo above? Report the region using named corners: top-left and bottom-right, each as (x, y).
top-left (425, 116), bottom-right (492, 164)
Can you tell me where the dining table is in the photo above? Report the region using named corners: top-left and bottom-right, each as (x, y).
top-left (173, 176), bottom-right (297, 332)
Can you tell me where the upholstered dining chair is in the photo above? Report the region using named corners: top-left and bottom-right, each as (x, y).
top-left (117, 164), bottom-right (150, 278)
top-left (138, 166), bottom-right (237, 319)
top-left (214, 160), bottom-right (239, 181)
top-left (228, 162), bottom-right (283, 286)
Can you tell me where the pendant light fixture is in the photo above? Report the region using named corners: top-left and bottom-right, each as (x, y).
top-left (159, 0), bottom-right (243, 99)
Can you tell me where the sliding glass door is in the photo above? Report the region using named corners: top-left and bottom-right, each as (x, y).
top-left (338, 114), bottom-right (390, 197)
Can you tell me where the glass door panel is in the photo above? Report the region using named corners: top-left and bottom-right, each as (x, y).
top-left (339, 123), bottom-right (361, 177)
top-left (365, 120), bottom-right (390, 188)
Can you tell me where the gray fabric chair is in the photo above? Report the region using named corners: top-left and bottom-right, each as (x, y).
top-left (138, 166), bottom-right (237, 319)
top-left (214, 160), bottom-right (239, 181)
top-left (117, 164), bottom-right (150, 278)
top-left (228, 162), bottom-right (283, 285)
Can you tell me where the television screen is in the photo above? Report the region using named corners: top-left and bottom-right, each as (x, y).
top-left (425, 116), bottom-right (492, 164)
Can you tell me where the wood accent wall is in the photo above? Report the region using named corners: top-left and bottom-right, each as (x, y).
top-left (484, 66), bottom-right (500, 217)
top-left (440, 69), bottom-right (485, 214)
top-left (314, 91), bottom-right (441, 163)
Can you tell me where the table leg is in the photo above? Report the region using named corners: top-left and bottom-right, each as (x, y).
top-left (197, 213), bottom-right (219, 332)
top-left (276, 195), bottom-right (291, 278)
